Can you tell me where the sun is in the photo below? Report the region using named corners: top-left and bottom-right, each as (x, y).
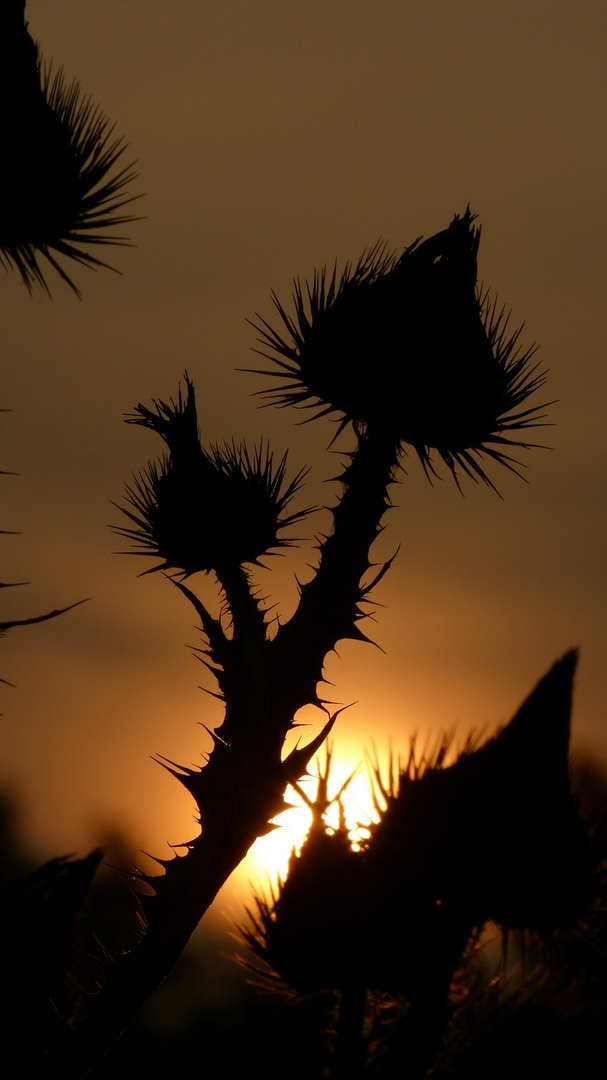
top-left (234, 750), bottom-right (381, 894)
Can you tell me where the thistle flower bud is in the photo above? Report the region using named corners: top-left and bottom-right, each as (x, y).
top-left (116, 377), bottom-right (309, 575)
top-left (251, 209), bottom-right (548, 488)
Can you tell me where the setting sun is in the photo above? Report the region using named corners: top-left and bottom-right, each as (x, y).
top-left (236, 750), bottom-right (382, 892)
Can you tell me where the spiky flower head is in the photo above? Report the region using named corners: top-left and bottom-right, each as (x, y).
top-left (240, 654), bottom-right (590, 1001)
top-left (115, 376), bottom-right (309, 575)
top-left (0, 8), bottom-right (138, 295)
top-left (251, 209), bottom-right (548, 488)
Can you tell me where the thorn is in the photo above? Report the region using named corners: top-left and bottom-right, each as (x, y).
top-left (198, 723), bottom-right (231, 747)
top-left (282, 704), bottom-right (354, 781)
top-left (153, 754), bottom-right (193, 779)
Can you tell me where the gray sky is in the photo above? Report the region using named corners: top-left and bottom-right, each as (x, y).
top-left (2, 1), bottom-right (607, 895)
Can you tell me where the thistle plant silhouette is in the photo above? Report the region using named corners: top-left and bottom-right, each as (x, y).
top-left (88, 208), bottom-right (582, 1080)
top-left (5, 195), bottom-right (595, 1079)
top-left (240, 654), bottom-right (591, 1078)
top-left (0, 10), bottom-right (596, 1073)
top-left (0, 1), bottom-right (138, 296)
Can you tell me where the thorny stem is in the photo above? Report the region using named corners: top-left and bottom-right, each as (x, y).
top-left (43, 427), bottom-right (401, 1077)
top-left (271, 427), bottom-right (400, 720)
top-left (46, 817), bottom-right (274, 1078)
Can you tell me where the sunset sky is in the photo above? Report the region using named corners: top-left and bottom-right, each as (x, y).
top-left (2, 0), bottom-right (607, 910)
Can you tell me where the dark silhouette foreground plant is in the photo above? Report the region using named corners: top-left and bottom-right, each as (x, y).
top-left (0, 1), bottom-right (138, 295)
top-left (240, 652), bottom-right (591, 1077)
top-left (4, 209), bottom-right (591, 1080)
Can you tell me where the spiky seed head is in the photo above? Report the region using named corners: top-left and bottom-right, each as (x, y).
top-left (250, 209), bottom-right (549, 490)
top-left (0, 15), bottom-right (138, 296)
top-left (115, 376), bottom-right (310, 575)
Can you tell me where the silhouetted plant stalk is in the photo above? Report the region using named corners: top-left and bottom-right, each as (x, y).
top-left (0, 1), bottom-right (138, 295)
top-left (35, 210), bottom-right (561, 1076)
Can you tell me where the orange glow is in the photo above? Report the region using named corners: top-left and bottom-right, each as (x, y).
top-left (3, 1), bottom-right (607, 966)
top-left (232, 752), bottom-right (381, 899)
top-left (228, 729), bottom-right (484, 906)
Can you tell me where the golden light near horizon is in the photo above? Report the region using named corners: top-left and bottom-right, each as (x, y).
top-left (235, 749), bottom-right (384, 894)
top-left (230, 723), bottom-right (498, 902)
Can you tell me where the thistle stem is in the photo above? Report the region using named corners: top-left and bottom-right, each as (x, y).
top-left (271, 427), bottom-right (400, 713)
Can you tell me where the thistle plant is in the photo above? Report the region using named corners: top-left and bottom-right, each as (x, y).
top-left (240, 653), bottom-right (591, 1077)
top-left (0, 1), bottom-right (138, 295)
top-left (251, 208), bottom-right (547, 490)
top-left (10, 208), bottom-right (587, 1079)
